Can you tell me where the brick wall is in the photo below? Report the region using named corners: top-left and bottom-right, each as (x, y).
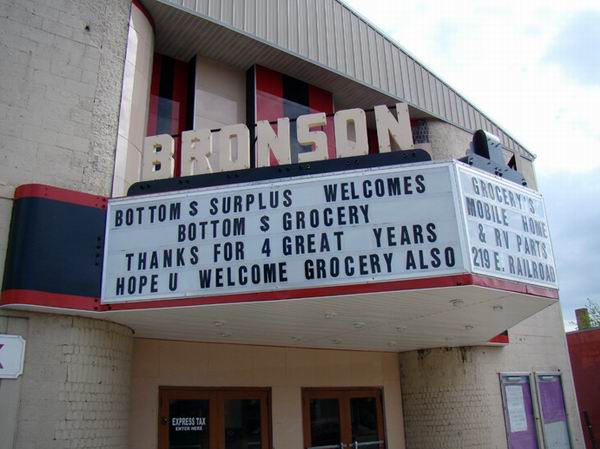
top-left (0, 312), bottom-right (133, 449)
top-left (567, 328), bottom-right (600, 449)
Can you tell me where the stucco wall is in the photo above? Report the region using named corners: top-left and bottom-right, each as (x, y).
top-left (129, 338), bottom-right (405, 449)
top-left (399, 302), bottom-right (584, 449)
top-left (0, 312), bottom-right (133, 449)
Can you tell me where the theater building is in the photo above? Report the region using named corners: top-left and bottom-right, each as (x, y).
top-left (0, 1), bottom-right (585, 449)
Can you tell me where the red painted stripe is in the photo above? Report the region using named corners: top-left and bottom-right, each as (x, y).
top-left (173, 59), bottom-right (188, 135)
top-left (1, 289), bottom-right (99, 311)
top-left (1, 274), bottom-right (559, 312)
top-left (132, 0), bottom-right (155, 31)
top-left (308, 85), bottom-right (336, 160)
top-left (147, 53), bottom-right (161, 136)
top-left (255, 65), bottom-right (284, 122)
top-left (172, 59), bottom-right (189, 177)
top-left (14, 184), bottom-right (108, 209)
top-left (308, 85), bottom-right (334, 114)
top-left (102, 274), bottom-right (476, 311)
top-left (488, 332), bottom-right (510, 345)
top-left (471, 275), bottom-right (559, 299)
top-left (255, 66), bottom-right (284, 166)
top-left (524, 283), bottom-right (559, 298)
top-left (367, 128), bottom-right (378, 155)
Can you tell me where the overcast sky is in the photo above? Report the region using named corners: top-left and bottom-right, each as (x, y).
top-left (343, 0), bottom-right (600, 330)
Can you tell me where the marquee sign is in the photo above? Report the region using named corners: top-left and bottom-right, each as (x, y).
top-left (459, 168), bottom-right (556, 286)
top-left (100, 161), bottom-right (557, 304)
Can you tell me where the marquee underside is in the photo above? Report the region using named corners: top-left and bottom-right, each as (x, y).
top-left (6, 283), bottom-right (556, 352)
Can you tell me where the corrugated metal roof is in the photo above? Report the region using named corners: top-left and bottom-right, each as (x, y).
top-left (141, 0), bottom-right (534, 160)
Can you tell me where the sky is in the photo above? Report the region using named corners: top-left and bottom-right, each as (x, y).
top-left (343, 0), bottom-right (600, 330)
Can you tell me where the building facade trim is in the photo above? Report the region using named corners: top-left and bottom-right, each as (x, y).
top-left (147, 0), bottom-right (534, 161)
top-left (1, 273), bottom-right (558, 314)
top-left (14, 184), bottom-right (108, 210)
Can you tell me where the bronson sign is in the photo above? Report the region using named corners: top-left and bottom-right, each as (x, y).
top-left (141, 103), bottom-right (416, 181)
top-left (101, 161), bottom-right (557, 304)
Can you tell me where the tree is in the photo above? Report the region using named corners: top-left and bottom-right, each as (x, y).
top-left (576, 298), bottom-right (600, 330)
top-left (586, 299), bottom-right (600, 328)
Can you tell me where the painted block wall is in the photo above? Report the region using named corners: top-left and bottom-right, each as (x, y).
top-left (0, 0), bottom-right (130, 195)
top-left (399, 303), bottom-right (585, 449)
top-left (0, 2), bottom-right (133, 448)
top-left (0, 0), bottom-right (131, 290)
top-left (0, 312), bottom-right (133, 449)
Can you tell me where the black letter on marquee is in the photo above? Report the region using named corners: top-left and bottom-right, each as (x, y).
top-left (169, 273), bottom-right (178, 291)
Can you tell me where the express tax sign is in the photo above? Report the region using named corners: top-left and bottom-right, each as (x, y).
top-left (100, 161), bottom-right (557, 304)
top-left (101, 162), bottom-right (466, 303)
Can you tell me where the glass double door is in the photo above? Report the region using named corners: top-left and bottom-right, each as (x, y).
top-left (303, 389), bottom-right (385, 449)
top-left (159, 388), bottom-right (270, 449)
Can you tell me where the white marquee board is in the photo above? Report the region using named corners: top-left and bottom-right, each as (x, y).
top-left (101, 161), bottom-right (557, 304)
top-left (457, 164), bottom-right (557, 288)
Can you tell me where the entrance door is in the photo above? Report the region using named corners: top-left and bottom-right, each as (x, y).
top-left (302, 388), bottom-right (385, 449)
top-left (159, 387), bottom-right (271, 449)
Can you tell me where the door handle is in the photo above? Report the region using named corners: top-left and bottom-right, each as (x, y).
top-left (306, 445), bottom-right (345, 449)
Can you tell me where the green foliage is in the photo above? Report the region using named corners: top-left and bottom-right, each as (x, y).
top-left (585, 298), bottom-right (600, 328)
top-left (572, 299), bottom-right (600, 330)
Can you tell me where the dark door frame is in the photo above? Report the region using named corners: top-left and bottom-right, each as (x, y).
top-left (302, 387), bottom-right (386, 449)
top-left (159, 386), bottom-right (272, 449)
